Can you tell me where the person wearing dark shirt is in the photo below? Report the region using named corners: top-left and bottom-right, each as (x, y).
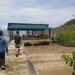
top-left (0, 30), bottom-right (8, 70)
top-left (14, 31), bottom-right (21, 57)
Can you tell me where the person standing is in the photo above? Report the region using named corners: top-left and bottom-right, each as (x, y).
top-left (14, 31), bottom-right (21, 57)
top-left (0, 30), bottom-right (8, 70)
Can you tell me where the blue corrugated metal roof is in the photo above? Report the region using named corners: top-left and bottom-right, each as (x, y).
top-left (8, 24), bottom-right (49, 30)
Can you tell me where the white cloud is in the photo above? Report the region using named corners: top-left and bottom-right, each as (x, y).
top-left (0, 24), bottom-right (7, 30)
top-left (0, 7), bottom-right (74, 28)
top-left (0, 0), bottom-right (74, 29)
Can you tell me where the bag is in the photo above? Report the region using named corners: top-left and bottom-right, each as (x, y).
top-left (14, 35), bottom-right (21, 45)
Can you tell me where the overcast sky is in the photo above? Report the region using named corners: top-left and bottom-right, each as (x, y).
top-left (0, 0), bottom-right (75, 29)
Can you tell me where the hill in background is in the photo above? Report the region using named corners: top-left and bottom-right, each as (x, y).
top-left (55, 19), bottom-right (75, 47)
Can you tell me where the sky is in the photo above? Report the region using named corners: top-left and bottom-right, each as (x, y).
top-left (0, 0), bottom-right (75, 30)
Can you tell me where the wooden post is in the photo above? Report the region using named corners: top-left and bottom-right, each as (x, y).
top-left (43, 30), bottom-right (45, 37)
top-left (9, 30), bottom-right (13, 41)
top-left (35, 30), bottom-right (36, 37)
top-left (49, 29), bottom-right (51, 38)
top-left (9, 31), bottom-right (11, 41)
top-left (22, 30), bottom-right (23, 38)
top-left (32, 30), bottom-right (33, 37)
top-left (27, 30), bottom-right (29, 36)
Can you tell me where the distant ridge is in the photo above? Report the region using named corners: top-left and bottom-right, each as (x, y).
top-left (60, 19), bottom-right (75, 28)
top-left (56, 19), bottom-right (75, 47)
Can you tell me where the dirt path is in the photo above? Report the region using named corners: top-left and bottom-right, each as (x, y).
top-left (5, 41), bottom-right (29, 75)
top-left (26, 43), bottom-right (75, 75)
top-left (0, 41), bottom-right (39, 75)
top-left (0, 41), bottom-right (75, 75)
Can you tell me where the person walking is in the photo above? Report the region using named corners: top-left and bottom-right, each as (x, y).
top-left (14, 31), bottom-right (21, 57)
top-left (0, 30), bottom-right (8, 70)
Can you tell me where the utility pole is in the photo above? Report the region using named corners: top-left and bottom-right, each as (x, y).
top-left (72, 8), bottom-right (75, 19)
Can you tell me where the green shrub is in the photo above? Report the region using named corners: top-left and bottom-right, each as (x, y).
top-left (56, 23), bottom-right (75, 47)
top-left (61, 52), bottom-right (75, 75)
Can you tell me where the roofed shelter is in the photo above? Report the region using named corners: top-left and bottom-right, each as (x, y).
top-left (8, 23), bottom-right (51, 41)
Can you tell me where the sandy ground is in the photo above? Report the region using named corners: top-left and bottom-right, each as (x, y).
top-left (26, 43), bottom-right (75, 75)
top-left (0, 40), bottom-right (75, 75)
